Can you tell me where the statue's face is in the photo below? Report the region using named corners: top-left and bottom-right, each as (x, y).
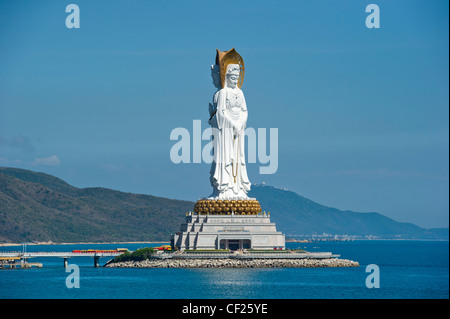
top-left (227, 71), bottom-right (239, 88)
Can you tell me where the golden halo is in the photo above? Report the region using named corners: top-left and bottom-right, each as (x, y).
top-left (215, 48), bottom-right (245, 89)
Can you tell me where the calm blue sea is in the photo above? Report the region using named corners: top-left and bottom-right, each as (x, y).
top-left (0, 240), bottom-right (448, 299)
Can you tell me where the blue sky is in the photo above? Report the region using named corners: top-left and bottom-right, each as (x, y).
top-left (0, 0), bottom-right (448, 229)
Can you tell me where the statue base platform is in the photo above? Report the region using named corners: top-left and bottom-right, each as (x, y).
top-left (171, 212), bottom-right (285, 251)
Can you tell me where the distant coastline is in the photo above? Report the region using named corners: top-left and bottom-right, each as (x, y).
top-left (2, 238), bottom-right (448, 247)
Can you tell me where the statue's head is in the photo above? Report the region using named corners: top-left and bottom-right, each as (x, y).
top-left (225, 64), bottom-right (240, 89)
top-left (211, 64), bottom-right (221, 89)
top-left (215, 48), bottom-right (245, 89)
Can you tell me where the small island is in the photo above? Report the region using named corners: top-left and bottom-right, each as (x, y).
top-left (104, 247), bottom-right (359, 269)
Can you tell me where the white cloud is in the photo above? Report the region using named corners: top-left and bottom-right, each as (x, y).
top-left (31, 155), bottom-right (61, 167)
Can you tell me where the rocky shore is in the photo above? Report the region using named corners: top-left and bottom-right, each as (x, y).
top-left (104, 257), bottom-right (359, 268)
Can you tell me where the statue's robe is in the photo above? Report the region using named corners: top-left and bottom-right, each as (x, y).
top-left (210, 87), bottom-right (251, 198)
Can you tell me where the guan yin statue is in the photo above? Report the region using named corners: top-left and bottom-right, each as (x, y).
top-left (171, 49), bottom-right (285, 251)
top-left (209, 49), bottom-right (251, 199)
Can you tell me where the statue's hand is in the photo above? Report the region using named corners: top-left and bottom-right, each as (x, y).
top-left (234, 121), bottom-right (244, 136)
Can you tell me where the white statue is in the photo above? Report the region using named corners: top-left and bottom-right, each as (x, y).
top-left (209, 49), bottom-right (251, 199)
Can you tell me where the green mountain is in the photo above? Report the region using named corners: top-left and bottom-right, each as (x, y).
top-left (0, 167), bottom-right (447, 243)
top-left (249, 185), bottom-right (448, 239)
top-left (0, 167), bottom-right (192, 243)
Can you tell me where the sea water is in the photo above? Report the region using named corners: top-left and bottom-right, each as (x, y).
top-left (0, 240), bottom-right (448, 299)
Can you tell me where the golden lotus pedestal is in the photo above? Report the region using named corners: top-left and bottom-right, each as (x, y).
top-left (193, 199), bottom-right (262, 215)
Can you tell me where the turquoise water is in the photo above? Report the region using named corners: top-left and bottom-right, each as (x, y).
top-left (0, 240), bottom-right (448, 299)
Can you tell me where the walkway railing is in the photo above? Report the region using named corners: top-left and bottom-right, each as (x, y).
top-left (0, 251), bottom-right (122, 258)
top-left (159, 251), bottom-right (339, 259)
